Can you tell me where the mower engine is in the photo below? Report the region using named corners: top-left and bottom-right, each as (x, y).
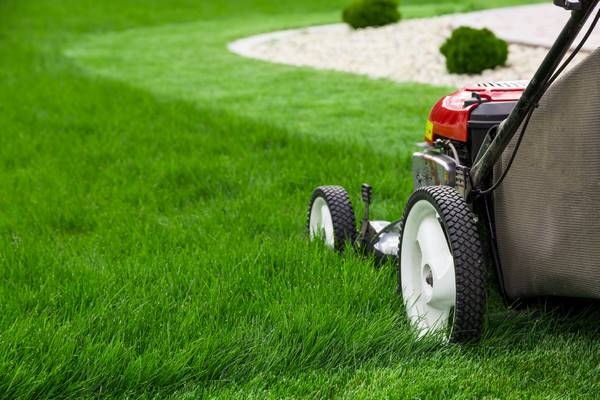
top-left (414, 81), bottom-right (527, 194)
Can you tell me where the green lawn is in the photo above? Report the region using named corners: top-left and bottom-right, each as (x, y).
top-left (2, 0), bottom-right (600, 398)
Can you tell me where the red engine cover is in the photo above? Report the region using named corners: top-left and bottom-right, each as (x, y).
top-left (427, 81), bottom-right (526, 143)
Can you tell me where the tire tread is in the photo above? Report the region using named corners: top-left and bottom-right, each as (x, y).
top-left (398, 186), bottom-right (486, 343)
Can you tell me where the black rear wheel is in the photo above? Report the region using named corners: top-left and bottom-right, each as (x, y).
top-left (398, 186), bottom-right (486, 343)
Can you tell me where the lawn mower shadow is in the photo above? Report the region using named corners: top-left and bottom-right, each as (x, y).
top-left (484, 298), bottom-right (600, 346)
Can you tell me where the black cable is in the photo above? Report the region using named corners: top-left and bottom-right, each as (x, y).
top-left (475, 108), bottom-right (535, 195)
top-left (474, 5), bottom-right (600, 195)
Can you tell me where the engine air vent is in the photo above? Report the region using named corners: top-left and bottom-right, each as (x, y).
top-left (476, 80), bottom-right (528, 89)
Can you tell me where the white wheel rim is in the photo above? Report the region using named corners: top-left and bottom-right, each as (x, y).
top-left (401, 200), bottom-right (456, 338)
top-left (309, 197), bottom-right (335, 248)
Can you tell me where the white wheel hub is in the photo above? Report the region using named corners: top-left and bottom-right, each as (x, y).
top-left (401, 200), bottom-right (456, 337)
top-left (309, 197), bottom-right (335, 248)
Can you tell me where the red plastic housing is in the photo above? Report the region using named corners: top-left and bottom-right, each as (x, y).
top-left (427, 83), bottom-right (526, 143)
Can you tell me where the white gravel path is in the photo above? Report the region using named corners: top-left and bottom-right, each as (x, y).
top-left (229, 4), bottom-right (596, 87)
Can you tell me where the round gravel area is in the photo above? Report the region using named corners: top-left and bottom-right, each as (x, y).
top-left (229, 14), bottom-right (589, 88)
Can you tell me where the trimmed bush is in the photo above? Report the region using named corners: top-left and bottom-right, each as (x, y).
top-left (342, 0), bottom-right (401, 29)
top-left (440, 26), bottom-right (509, 74)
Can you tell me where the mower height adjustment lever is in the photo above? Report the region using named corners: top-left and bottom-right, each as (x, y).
top-left (361, 183), bottom-right (372, 206)
top-left (554, 0), bottom-right (582, 10)
top-left (361, 183), bottom-right (372, 221)
top-left (358, 183), bottom-right (373, 246)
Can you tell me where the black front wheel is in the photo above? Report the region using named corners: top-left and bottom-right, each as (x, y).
top-left (307, 186), bottom-right (356, 252)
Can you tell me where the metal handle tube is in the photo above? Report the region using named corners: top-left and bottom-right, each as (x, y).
top-left (469, 0), bottom-right (600, 190)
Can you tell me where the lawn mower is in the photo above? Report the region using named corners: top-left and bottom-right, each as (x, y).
top-left (307, 0), bottom-right (600, 343)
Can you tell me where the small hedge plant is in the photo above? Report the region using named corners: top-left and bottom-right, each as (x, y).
top-left (440, 26), bottom-right (509, 74)
top-left (342, 0), bottom-right (401, 29)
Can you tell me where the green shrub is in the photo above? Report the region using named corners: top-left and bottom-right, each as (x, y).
top-left (440, 26), bottom-right (509, 74)
top-left (342, 0), bottom-right (401, 29)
